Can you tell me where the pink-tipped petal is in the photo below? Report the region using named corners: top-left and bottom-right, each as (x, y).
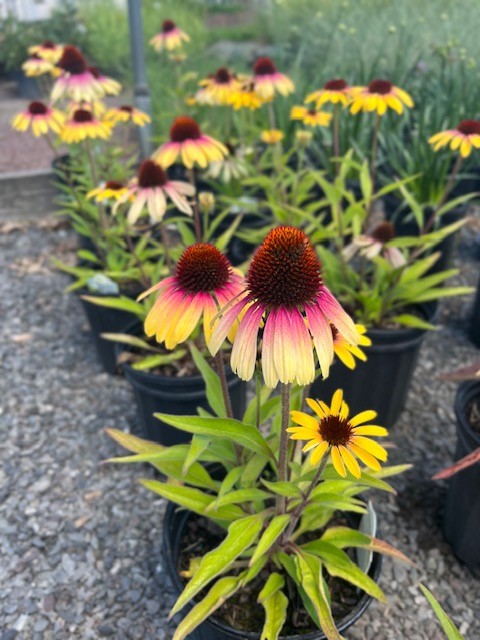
top-left (208, 297), bottom-right (249, 355)
top-left (231, 303), bottom-right (264, 381)
top-left (305, 303), bottom-right (334, 379)
top-left (318, 286), bottom-right (358, 346)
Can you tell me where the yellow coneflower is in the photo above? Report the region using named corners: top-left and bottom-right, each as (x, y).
top-left (153, 116), bottom-right (228, 169)
top-left (61, 108), bottom-right (112, 144)
top-left (306, 78), bottom-right (352, 108)
top-left (22, 54), bottom-right (55, 77)
top-left (87, 180), bottom-right (130, 203)
top-left (12, 101), bottom-right (64, 137)
top-left (290, 105), bottom-right (332, 127)
top-left (287, 389), bottom-right (388, 478)
top-left (429, 120), bottom-right (480, 158)
top-left (261, 129), bottom-right (284, 144)
top-left (198, 67), bottom-right (240, 106)
top-left (28, 40), bottom-right (63, 64)
top-left (349, 79), bottom-right (413, 115)
top-left (105, 105), bottom-right (151, 127)
top-left (228, 81), bottom-right (265, 111)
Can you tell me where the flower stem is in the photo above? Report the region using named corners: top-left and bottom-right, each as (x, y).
top-left (366, 113), bottom-right (381, 227)
top-left (283, 454), bottom-right (329, 542)
top-left (422, 154), bottom-right (463, 235)
top-left (333, 105), bottom-right (340, 177)
top-left (214, 350), bottom-right (233, 419)
top-left (187, 169), bottom-right (202, 242)
top-left (276, 383), bottom-right (291, 515)
top-left (159, 221), bottom-right (173, 275)
top-left (125, 232), bottom-right (150, 288)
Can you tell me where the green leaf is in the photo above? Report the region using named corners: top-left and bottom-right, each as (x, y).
top-left (218, 466), bottom-right (244, 497)
top-left (258, 586), bottom-right (288, 640)
top-left (131, 351), bottom-right (186, 371)
top-left (172, 576), bottom-right (241, 640)
top-left (154, 414), bottom-right (275, 460)
top-left (359, 160), bottom-right (372, 202)
top-left (321, 527), bottom-right (413, 565)
top-left (183, 435), bottom-right (210, 475)
top-left (100, 332), bottom-right (159, 352)
top-left (241, 454), bottom-right (270, 488)
top-left (301, 540), bottom-right (386, 602)
top-left (189, 343), bottom-right (226, 417)
top-left (206, 488), bottom-right (270, 512)
top-left (261, 479), bottom-right (302, 498)
top-left (294, 552), bottom-right (342, 640)
top-left (170, 514), bottom-right (264, 617)
top-left (249, 515), bottom-right (291, 567)
top-left (140, 481), bottom-right (244, 523)
top-left (389, 314), bottom-right (437, 330)
top-left (80, 294), bottom-right (145, 317)
top-left (258, 572), bottom-right (285, 601)
top-left (419, 584), bottom-right (463, 640)
top-left (105, 428), bottom-right (165, 455)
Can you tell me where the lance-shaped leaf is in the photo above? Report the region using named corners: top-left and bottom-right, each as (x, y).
top-left (258, 573), bottom-right (288, 640)
top-left (419, 584), bottom-right (463, 640)
top-left (155, 414), bottom-right (274, 460)
top-left (140, 481), bottom-right (244, 523)
top-left (300, 540), bottom-right (386, 602)
top-left (169, 513), bottom-right (264, 617)
top-left (294, 552), bottom-right (343, 640)
top-left (321, 526), bottom-right (413, 565)
top-left (183, 435), bottom-right (211, 475)
top-left (261, 479), bottom-right (303, 498)
top-left (249, 515), bottom-right (290, 566)
top-left (106, 428), bottom-right (164, 455)
top-left (172, 576), bottom-right (241, 640)
top-left (206, 488), bottom-right (270, 513)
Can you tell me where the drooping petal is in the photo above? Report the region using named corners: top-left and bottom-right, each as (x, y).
top-left (350, 436), bottom-right (388, 462)
top-left (231, 303), bottom-right (264, 381)
top-left (310, 441), bottom-right (329, 465)
top-left (339, 445), bottom-right (361, 478)
top-left (331, 446), bottom-right (346, 477)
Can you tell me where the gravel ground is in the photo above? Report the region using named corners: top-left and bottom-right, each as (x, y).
top-left (0, 219), bottom-right (479, 640)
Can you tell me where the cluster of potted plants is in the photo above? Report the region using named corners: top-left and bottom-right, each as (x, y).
top-left (12, 21), bottom-right (478, 638)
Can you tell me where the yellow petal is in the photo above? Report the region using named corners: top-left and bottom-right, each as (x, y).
top-left (305, 397), bottom-right (326, 419)
top-left (310, 441), bottom-right (329, 465)
top-left (331, 446), bottom-right (346, 477)
top-left (339, 445), bottom-right (361, 478)
top-left (347, 443), bottom-right (381, 471)
top-left (350, 436), bottom-right (388, 462)
top-left (352, 426), bottom-right (388, 436)
top-left (349, 409), bottom-right (377, 427)
top-left (290, 411), bottom-right (319, 430)
top-left (330, 389), bottom-right (343, 415)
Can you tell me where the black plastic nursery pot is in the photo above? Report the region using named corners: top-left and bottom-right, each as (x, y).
top-left (469, 273), bottom-right (480, 348)
top-left (78, 291), bottom-right (137, 375)
top-left (162, 502), bottom-right (382, 640)
top-left (9, 69), bottom-right (41, 99)
top-left (116, 326), bottom-right (247, 446)
top-left (310, 303), bottom-right (436, 428)
top-left (443, 381), bottom-right (480, 573)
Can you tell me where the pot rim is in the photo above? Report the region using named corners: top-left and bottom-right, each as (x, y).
top-left (162, 501), bottom-right (382, 640)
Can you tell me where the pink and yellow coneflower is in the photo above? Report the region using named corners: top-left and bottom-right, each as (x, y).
top-left (150, 19), bottom-right (190, 52)
top-left (198, 67), bottom-right (239, 106)
top-left (105, 105), bottom-right (151, 127)
top-left (209, 226), bottom-right (360, 388)
top-left (87, 66), bottom-right (122, 96)
top-left (252, 57), bottom-right (294, 100)
top-left (87, 180), bottom-right (130, 203)
top-left (287, 389), bottom-right (388, 478)
top-left (115, 159), bottom-right (194, 224)
top-left (349, 79), bottom-right (413, 115)
top-left (306, 78), bottom-right (352, 108)
top-left (343, 221), bottom-right (406, 268)
top-left (290, 105), bottom-right (332, 127)
top-left (28, 40), bottom-right (63, 64)
top-left (429, 120), bottom-right (480, 158)
top-left (12, 101), bottom-right (65, 137)
top-left (153, 116), bottom-right (228, 169)
top-left (51, 46), bottom-right (104, 103)
top-left (139, 243), bottom-right (244, 348)
top-left (60, 108), bottom-right (112, 144)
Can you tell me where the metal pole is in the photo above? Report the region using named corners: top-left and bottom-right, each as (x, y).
top-left (127, 0), bottom-right (153, 159)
